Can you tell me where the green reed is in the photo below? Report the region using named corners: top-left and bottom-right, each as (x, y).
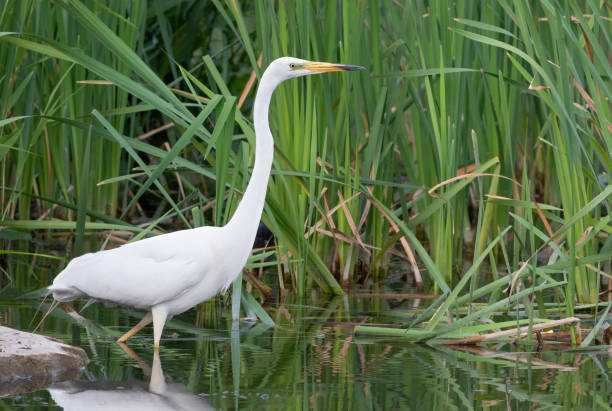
top-left (1, 0), bottom-right (610, 328)
top-left (2, 293), bottom-right (609, 409)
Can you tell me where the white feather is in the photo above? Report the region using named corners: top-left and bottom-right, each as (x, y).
top-left (48, 57), bottom-right (363, 346)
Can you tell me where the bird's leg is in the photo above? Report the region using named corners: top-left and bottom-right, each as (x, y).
top-left (149, 350), bottom-right (167, 395)
top-left (117, 311), bottom-right (153, 343)
top-left (151, 306), bottom-right (168, 351)
top-left (60, 302), bottom-right (88, 325)
top-left (57, 302), bottom-right (107, 338)
top-left (117, 342), bottom-right (152, 376)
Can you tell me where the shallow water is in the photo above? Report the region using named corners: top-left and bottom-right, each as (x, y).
top-left (1, 290), bottom-right (610, 410)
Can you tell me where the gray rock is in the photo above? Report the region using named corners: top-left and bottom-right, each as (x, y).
top-left (0, 326), bottom-right (88, 397)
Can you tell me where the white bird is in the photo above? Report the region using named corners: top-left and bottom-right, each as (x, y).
top-left (49, 350), bottom-right (213, 410)
top-left (48, 57), bottom-right (363, 349)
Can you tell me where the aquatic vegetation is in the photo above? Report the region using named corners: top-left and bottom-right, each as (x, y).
top-left (0, 1), bottom-right (610, 348)
top-left (0, 296), bottom-right (610, 409)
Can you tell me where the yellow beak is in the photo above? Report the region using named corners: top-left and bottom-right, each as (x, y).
top-left (303, 61), bottom-right (364, 72)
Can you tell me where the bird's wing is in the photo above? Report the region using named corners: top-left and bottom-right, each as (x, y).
top-left (52, 229), bottom-right (215, 308)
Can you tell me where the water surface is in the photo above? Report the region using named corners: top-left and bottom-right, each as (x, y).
top-left (1, 290), bottom-right (610, 410)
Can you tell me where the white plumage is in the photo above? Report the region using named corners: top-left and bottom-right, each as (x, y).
top-left (51, 227), bottom-right (226, 309)
top-left (48, 57), bottom-right (363, 348)
top-left (49, 351), bottom-right (213, 410)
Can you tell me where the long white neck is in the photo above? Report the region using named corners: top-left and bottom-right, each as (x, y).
top-left (225, 70), bottom-right (281, 247)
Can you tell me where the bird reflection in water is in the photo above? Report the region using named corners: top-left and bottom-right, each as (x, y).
top-left (48, 345), bottom-right (212, 410)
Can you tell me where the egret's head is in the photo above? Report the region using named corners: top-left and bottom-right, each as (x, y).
top-left (266, 57), bottom-right (364, 82)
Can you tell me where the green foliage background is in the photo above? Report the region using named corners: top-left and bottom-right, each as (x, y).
top-left (1, 1), bottom-right (611, 325)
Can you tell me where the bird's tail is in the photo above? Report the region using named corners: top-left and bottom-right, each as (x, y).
top-left (47, 283), bottom-right (82, 302)
top-left (32, 283), bottom-right (78, 332)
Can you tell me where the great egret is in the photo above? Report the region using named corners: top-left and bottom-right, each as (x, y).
top-left (48, 57), bottom-right (363, 349)
top-left (49, 349), bottom-right (212, 410)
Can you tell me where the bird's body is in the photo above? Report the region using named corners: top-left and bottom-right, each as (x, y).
top-left (49, 351), bottom-right (213, 410)
top-left (51, 226), bottom-right (237, 313)
top-left (49, 57), bottom-right (363, 348)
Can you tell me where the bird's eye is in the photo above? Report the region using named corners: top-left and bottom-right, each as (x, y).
top-left (289, 63), bottom-right (296, 69)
